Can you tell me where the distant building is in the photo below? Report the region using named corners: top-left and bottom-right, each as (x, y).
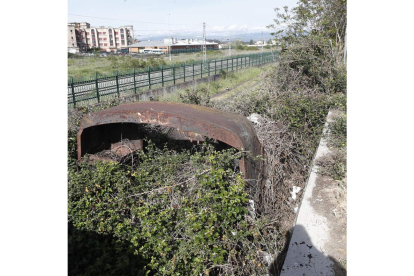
top-left (127, 38), bottom-right (218, 54)
top-left (68, 22), bottom-right (134, 53)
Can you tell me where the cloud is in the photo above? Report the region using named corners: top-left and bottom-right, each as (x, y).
top-left (206, 24), bottom-right (269, 36)
top-left (139, 24), bottom-right (274, 39)
top-left (228, 24), bottom-right (238, 30)
top-left (211, 25), bottom-right (225, 31)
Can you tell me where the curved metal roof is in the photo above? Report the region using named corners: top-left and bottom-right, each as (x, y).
top-left (77, 102), bottom-right (264, 180)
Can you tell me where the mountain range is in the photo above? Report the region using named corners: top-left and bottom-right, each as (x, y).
top-left (139, 32), bottom-right (275, 43)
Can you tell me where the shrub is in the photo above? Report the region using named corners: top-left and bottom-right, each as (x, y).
top-left (327, 112), bottom-right (347, 148)
top-left (68, 142), bottom-right (272, 275)
top-left (179, 87), bottom-right (210, 105)
top-left (316, 149), bottom-right (347, 180)
top-left (68, 53), bottom-right (81, 59)
top-left (107, 55), bottom-right (119, 69)
top-left (147, 57), bottom-right (167, 68)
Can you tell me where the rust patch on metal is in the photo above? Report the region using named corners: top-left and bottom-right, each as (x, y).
top-left (111, 139), bottom-right (143, 157)
top-left (77, 102), bottom-right (264, 181)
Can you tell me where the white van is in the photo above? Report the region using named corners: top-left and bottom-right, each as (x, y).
top-left (151, 49), bottom-right (163, 55)
top-left (142, 49), bottom-right (163, 54)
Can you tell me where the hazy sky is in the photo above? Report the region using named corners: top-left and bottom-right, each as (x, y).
top-left (68, 0), bottom-right (298, 38)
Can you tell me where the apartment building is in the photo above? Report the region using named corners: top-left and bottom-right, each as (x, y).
top-left (68, 22), bottom-right (134, 53)
top-left (68, 24), bottom-right (78, 53)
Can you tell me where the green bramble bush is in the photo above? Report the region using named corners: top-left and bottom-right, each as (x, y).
top-left (68, 141), bottom-right (273, 275)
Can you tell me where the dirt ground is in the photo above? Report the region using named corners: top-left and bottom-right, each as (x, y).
top-left (311, 110), bottom-right (347, 274)
top-left (312, 173), bottom-right (347, 274)
top-left (210, 78), bottom-right (261, 101)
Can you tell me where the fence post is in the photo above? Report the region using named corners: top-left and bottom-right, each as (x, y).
top-left (232, 57), bottom-right (234, 71)
top-left (161, 65), bottom-right (164, 87)
top-left (201, 62), bottom-right (203, 78)
top-left (148, 67), bottom-right (151, 89)
top-left (70, 76), bottom-right (76, 108)
top-left (227, 58), bottom-right (228, 71)
top-left (173, 64), bottom-right (176, 85)
top-left (133, 68), bottom-right (137, 94)
top-left (215, 59), bottom-right (217, 75)
top-left (245, 56), bottom-right (246, 67)
top-left (208, 60), bottom-right (210, 76)
top-left (193, 62), bottom-right (195, 80)
top-left (95, 72), bottom-right (100, 103)
top-left (115, 70), bottom-right (120, 98)
top-left (183, 63), bottom-right (186, 82)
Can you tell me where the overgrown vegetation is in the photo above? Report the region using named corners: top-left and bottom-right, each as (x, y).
top-left (327, 111), bottom-right (347, 148)
top-left (68, 49), bottom-right (273, 79)
top-left (68, 0), bottom-right (346, 274)
top-left (234, 43), bottom-right (260, 51)
top-left (69, 142), bottom-right (261, 275)
top-left (107, 56), bottom-right (167, 71)
top-left (317, 109), bottom-right (347, 181)
top-left (159, 66), bottom-right (266, 104)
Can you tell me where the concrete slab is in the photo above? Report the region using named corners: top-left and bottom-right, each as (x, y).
top-left (281, 111), bottom-right (341, 276)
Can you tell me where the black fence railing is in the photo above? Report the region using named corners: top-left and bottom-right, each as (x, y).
top-left (68, 52), bottom-right (277, 107)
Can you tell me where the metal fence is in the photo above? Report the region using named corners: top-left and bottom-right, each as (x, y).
top-left (68, 52), bottom-right (277, 107)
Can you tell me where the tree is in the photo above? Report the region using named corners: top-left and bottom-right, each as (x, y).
top-left (267, 0), bottom-right (347, 51)
top-left (249, 39), bottom-right (254, 45)
top-left (266, 0), bottom-right (347, 94)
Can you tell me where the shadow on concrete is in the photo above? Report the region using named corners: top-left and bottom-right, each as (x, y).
top-left (69, 223), bottom-right (346, 275)
top-left (269, 225), bottom-right (346, 276)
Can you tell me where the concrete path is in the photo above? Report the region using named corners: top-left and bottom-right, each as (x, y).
top-left (281, 111), bottom-right (346, 276)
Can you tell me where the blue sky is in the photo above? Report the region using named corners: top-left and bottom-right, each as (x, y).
top-left (68, 0), bottom-right (298, 38)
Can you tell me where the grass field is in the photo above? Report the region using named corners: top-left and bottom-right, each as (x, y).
top-left (68, 48), bottom-right (277, 79)
top-left (159, 64), bottom-right (273, 103)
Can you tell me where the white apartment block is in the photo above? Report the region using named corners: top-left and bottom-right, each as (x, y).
top-left (68, 22), bottom-right (134, 53)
